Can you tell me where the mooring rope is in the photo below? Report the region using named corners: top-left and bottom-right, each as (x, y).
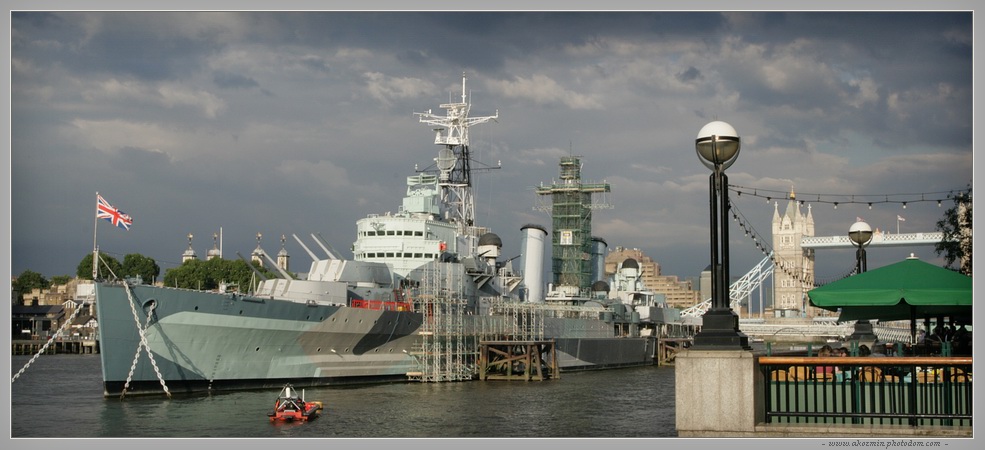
top-left (119, 281), bottom-right (171, 399)
top-left (11, 301), bottom-right (87, 383)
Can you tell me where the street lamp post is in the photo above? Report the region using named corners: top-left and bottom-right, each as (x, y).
top-left (692, 121), bottom-right (751, 350)
top-left (847, 219), bottom-right (877, 343)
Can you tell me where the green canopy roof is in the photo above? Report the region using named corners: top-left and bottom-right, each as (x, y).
top-left (807, 257), bottom-right (972, 322)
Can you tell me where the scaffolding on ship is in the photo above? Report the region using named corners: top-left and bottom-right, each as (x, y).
top-left (408, 261), bottom-right (556, 382)
top-left (535, 155), bottom-right (611, 296)
top-left (408, 263), bottom-right (475, 382)
top-left (484, 300), bottom-right (546, 342)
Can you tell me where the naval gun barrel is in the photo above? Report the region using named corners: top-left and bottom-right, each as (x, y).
top-left (312, 233), bottom-right (341, 260)
top-left (236, 252), bottom-right (268, 282)
top-left (292, 234), bottom-right (321, 261)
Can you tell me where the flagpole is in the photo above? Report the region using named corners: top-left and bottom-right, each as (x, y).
top-left (93, 192), bottom-right (99, 279)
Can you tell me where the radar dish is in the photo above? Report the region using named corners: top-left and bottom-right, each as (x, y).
top-left (435, 148), bottom-right (456, 171)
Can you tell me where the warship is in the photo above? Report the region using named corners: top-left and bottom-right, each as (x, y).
top-left (94, 74), bottom-right (679, 396)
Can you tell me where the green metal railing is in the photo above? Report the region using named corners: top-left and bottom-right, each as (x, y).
top-left (759, 356), bottom-right (972, 427)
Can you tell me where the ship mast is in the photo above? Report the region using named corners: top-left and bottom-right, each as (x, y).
top-left (415, 73), bottom-right (499, 253)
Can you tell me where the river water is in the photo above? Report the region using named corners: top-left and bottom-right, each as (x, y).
top-left (9, 354), bottom-right (678, 439)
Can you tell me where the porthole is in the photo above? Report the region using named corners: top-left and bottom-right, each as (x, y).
top-left (317, 348), bottom-right (322, 352)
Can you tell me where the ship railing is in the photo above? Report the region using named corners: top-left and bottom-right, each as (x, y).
top-left (759, 356), bottom-right (972, 427)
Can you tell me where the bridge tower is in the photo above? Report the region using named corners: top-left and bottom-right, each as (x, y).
top-left (771, 189), bottom-right (815, 317)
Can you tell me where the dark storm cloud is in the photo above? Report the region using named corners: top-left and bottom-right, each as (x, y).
top-left (9, 10), bottom-right (974, 284)
top-left (214, 72), bottom-right (260, 89)
top-left (676, 66), bottom-right (702, 83)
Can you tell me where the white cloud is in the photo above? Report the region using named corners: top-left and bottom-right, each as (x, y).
top-left (63, 119), bottom-right (179, 157)
top-left (363, 72), bottom-right (437, 106)
top-left (81, 78), bottom-right (226, 119)
top-left (487, 74), bottom-right (602, 110)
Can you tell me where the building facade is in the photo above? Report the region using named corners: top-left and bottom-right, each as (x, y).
top-left (771, 190), bottom-right (815, 316)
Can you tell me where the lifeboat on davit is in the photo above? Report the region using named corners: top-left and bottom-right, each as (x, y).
top-left (267, 384), bottom-right (323, 422)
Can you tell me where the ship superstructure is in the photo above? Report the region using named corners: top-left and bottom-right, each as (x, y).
top-left (535, 156), bottom-right (611, 299)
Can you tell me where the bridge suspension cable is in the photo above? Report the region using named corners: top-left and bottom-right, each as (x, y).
top-left (680, 252), bottom-right (774, 321)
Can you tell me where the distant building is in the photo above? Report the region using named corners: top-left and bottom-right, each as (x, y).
top-left (182, 233), bottom-right (198, 263)
top-left (604, 246), bottom-right (700, 310)
top-left (21, 278), bottom-right (93, 307)
top-left (11, 304), bottom-right (64, 339)
top-left (207, 232), bottom-right (222, 260)
top-left (252, 233), bottom-right (265, 267)
top-left (12, 281), bottom-right (95, 339)
top-left (771, 189), bottom-right (815, 317)
top-left (70, 311), bottom-right (98, 339)
top-left (277, 234), bottom-right (290, 272)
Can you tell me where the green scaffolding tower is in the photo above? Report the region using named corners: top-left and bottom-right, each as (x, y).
top-left (535, 156), bottom-right (611, 296)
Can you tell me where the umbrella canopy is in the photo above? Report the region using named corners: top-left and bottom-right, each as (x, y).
top-left (808, 256), bottom-right (972, 323)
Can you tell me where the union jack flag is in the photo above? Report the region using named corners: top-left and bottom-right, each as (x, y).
top-left (96, 194), bottom-right (133, 230)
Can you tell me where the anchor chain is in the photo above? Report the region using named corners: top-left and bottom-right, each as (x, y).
top-left (119, 282), bottom-right (171, 399)
top-left (11, 301), bottom-right (87, 383)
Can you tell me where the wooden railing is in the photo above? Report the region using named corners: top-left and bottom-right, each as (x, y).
top-left (759, 356), bottom-right (972, 427)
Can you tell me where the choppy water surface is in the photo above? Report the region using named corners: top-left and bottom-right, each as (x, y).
top-left (10, 354), bottom-right (677, 438)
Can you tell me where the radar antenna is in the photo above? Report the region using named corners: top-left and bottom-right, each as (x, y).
top-left (413, 72), bottom-right (499, 230)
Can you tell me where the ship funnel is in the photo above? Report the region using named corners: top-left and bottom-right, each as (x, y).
top-left (591, 236), bottom-right (607, 284)
top-left (520, 224), bottom-right (548, 303)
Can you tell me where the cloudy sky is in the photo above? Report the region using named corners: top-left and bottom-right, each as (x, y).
top-left (8, 8), bottom-right (974, 291)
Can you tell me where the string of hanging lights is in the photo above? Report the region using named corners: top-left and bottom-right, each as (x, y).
top-left (728, 200), bottom-right (857, 287)
top-left (728, 185), bottom-right (967, 210)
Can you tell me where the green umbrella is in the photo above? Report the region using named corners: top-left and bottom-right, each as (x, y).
top-left (808, 257), bottom-right (972, 324)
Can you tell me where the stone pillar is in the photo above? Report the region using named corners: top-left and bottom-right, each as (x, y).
top-left (675, 349), bottom-right (763, 437)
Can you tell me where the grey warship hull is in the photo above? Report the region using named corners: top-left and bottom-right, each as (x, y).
top-left (95, 282), bottom-right (653, 396)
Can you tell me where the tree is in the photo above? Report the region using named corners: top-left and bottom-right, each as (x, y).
top-left (76, 252), bottom-right (123, 280)
top-left (163, 257), bottom-right (276, 291)
top-left (50, 275), bottom-right (72, 285)
top-left (12, 270), bottom-right (50, 302)
top-left (935, 185), bottom-right (972, 275)
top-left (122, 253), bottom-right (161, 284)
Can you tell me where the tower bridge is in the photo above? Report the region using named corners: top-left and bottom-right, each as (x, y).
top-left (801, 232), bottom-right (944, 249)
top-left (682, 190), bottom-right (954, 323)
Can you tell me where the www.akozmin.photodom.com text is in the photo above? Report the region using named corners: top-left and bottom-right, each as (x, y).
top-left (827, 440), bottom-right (944, 448)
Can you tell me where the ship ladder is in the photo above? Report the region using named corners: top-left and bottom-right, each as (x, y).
top-left (11, 300), bottom-right (88, 383)
top-left (120, 282), bottom-right (172, 399)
